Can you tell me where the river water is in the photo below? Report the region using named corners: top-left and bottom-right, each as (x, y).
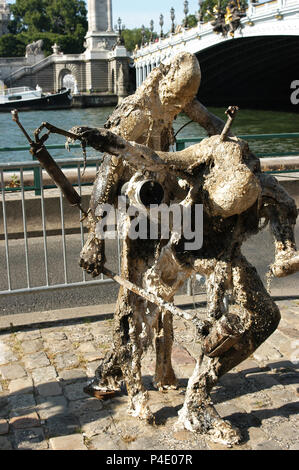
top-left (0, 106), bottom-right (298, 163)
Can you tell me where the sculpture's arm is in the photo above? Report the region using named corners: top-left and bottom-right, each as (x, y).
top-left (183, 98), bottom-right (228, 136)
top-left (79, 128), bottom-right (206, 174)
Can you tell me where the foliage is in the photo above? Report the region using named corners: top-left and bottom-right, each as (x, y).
top-left (8, 0), bottom-right (87, 35)
top-left (183, 14), bottom-right (199, 28)
top-left (121, 28), bottom-right (158, 52)
top-left (0, 0), bottom-right (88, 57)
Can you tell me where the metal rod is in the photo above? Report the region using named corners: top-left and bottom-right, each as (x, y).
top-left (102, 267), bottom-right (197, 324)
top-left (20, 168), bottom-right (31, 288)
top-left (59, 189), bottom-right (68, 284)
top-left (39, 167), bottom-right (49, 286)
top-left (0, 169), bottom-right (12, 291)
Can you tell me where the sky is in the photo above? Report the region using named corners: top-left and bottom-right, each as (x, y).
top-left (6, 1), bottom-right (272, 33)
top-left (112, 0), bottom-right (202, 32)
top-left (6, 0), bottom-right (204, 32)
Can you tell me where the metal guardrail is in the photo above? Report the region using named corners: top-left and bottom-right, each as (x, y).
top-left (176, 133), bottom-right (299, 173)
top-left (0, 133), bottom-right (298, 298)
top-left (0, 156), bottom-right (122, 296)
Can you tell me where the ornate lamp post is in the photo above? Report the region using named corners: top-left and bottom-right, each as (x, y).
top-left (150, 20), bottom-right (154, 42)
top-left (198, 0), bottom-right (204, 24)
top-left (141, 24), bottom-right (146, 45)
top-left (184, 0), bottom-right (189, 28)
top-left (116, 17), bottom-right (125, 45)
top-left (159, 14), bottom-right (164, 38)
top-left (170, 7), bottom-right (176, 34)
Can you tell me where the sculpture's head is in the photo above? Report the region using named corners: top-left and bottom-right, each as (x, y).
top-left (158, 52), bottom-right (201, 110)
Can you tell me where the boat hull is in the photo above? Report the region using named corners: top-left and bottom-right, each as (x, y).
top-left (0, 89), bottom-right (72, 112)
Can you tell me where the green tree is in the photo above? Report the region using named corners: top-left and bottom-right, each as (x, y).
top-left (0, 33), bottom-right (25, 57)
top-left (3, 0), bottom-right (88, 56)
top-left (9, 0), bottom-right (87, 34)
top-left (183, 14), bottom-right (199, 28)
top-left (121, 28), bottom-right (158, 52)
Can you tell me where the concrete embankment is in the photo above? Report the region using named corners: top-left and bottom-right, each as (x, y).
top-left (71, 93), bottom-right (118, 108)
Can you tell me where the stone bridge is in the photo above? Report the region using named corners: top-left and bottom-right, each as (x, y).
top-left (134, 0), bottom-right (299, 110)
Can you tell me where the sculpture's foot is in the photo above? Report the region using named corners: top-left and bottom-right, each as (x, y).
top-left (83, 379), bottom-right (120, 401)
top-left (175, 400), bottom-right (241, 447)
top-left (154, 369), bottom-right (178, 391)
top-left (127, 392), bottom-right (154, 424)
top-left (270, 251), bottom-right (299, 278)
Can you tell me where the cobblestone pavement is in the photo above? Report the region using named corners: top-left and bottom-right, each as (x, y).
top-left (0, 299), bottom-right (298, 451)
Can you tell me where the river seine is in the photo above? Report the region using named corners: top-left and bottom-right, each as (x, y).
top-left (0, 105), bottom-right (298, 163)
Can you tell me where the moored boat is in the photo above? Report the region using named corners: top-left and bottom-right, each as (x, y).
top-left (0, 86), bottom-right (72, 112)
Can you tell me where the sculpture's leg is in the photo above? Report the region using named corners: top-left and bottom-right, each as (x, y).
top-left (154, 307), bottom-right (178, 390)
top-left (176, 254), bottom-right (281, 445)
top-left (259, 174), bottom-right (299, 277)
top-left (143, 241), bottom-right (193, 389)
top-left (205, 261), bottom-right (232, 321)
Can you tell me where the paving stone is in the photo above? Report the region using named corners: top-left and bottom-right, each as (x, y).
top-left (278, 326), bottom-right (299, 340)
top-left (269, 388), bottom-right (296, 407)
top-left (31, 366), bottom-right (57, 385)
top-left (23, 352), bottom-right (50, 370)
top-left (63, 381), bottom-right (88, 401)
top-left (58, 368), bottom-right (87, 384)
top-left (265, 421), bottom-right (297, 443)
top-left (275, 371), bottom-right (299, 387)
top-left (21, 339), bottom-right (44, 354)
top-left (252, 440), bottom-right (283, 450)
top-left (68, 397), bottom-right (103, 417)
top-left (85, 360), bottom-right (103, 378)
top-left (80, 410), bottom-right (113, 437)
top-left (49, 434), bottom-right (87, 450)
top-left (0, 419), bottom-right (9, 435)
top-left (10, 411), bottom-right (40, 429)
top-left (8, 377), bottom-right (34, 394)
top-left (37, 396), bottom-right (68, 420)
top-left (0, 398), bottom-right (9, 419)
top-left (246, 372), bottom-right (282, 390)
top-left (43, 331), bottom-right (67, 342)
top-left (36, 382), bottom-right (62, 397)
top-left (45, 340), bottom-right (73, 355)
top-left (13, 427), bottom-right (48, 450)
top-left (45, 414), bottom-right (80, 438)
top-left (16, 331), bottom-right (42, 341)
top-left (9, 393), bottom-right (36, 413)
top-left (66, 328), bottom-right (94, 343)
top-left (289, 442), bottom-right (299, 450)
top-left (77, 342), bottom-right (97, 353)
top-left (0, 341), bottom-right (18, 365)
top-left (0, 363), bottom-right (26, 380)
top-left (54, 352), bottom-right (80, 370)
top-left (171, 345), bottom-right (196, 366)
top-left (235, 359), bottom-right (263, 375)
top-left (253, 341), bottom-right (283, 362)
top-left (89, 433), bottom-right (127, 450)
top-left (247, 426), bottom-right (269, 443)
top-left (0, 436), bottom-right (12, 450)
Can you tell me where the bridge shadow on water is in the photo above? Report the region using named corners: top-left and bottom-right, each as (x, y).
top-left (197, 36), bottom-right (299, 112)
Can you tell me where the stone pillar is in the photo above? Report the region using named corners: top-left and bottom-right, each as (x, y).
top-left (107, 0), bottom-right (113, 32)
top-left (87, 0), bottom-right (110, 33)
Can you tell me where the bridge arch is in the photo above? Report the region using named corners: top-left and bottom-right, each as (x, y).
top-left (57, 65), bottom-right (79, 92)
top-left (196, 35), bottom-right (299, 110)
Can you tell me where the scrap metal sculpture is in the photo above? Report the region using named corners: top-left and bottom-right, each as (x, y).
top-left (12, 52), bottom-right (299, 445)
